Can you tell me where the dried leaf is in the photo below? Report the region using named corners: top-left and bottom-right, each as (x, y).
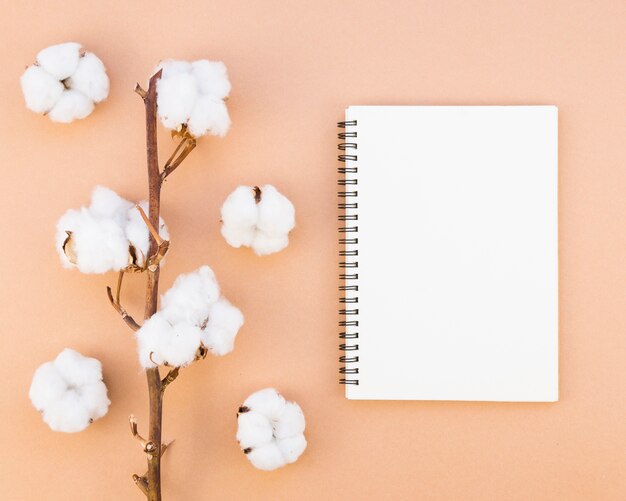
top-left (62, 231), bottom-right (78, 264)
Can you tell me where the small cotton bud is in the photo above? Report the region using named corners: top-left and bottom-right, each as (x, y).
top-left (29, 349), bottom-right (110, 433)
top-left (220, 185), bottom-right (295, 256)
top-left (236, 388), bottom-right (307, 470)
top-left (20, 42), bottom-right (109, 123)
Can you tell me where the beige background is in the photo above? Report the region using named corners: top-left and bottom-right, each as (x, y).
top-left (1, 0), bottom-right (625, 499)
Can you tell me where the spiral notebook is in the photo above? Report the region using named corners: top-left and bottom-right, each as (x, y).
top-left (338, 105), bottom-right (558, 401)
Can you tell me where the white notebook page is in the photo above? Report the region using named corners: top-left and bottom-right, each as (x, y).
top-left (342, 106), bottom-right (558, 401)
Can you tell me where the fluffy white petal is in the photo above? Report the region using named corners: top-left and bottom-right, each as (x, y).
top-left (191, 60), bottom-right (231, 99)
top-left (221, 224), bottom-right (256, 248)
top-left (273, 401), bottom-right (305, 439)
top-left (246, 443), bottom-right (286, 471)
top-left (236, 411), bottom-right (274, 449)
top-left (256, 185), bottom-right (295, 236)
top-left (54, 348), bottom-right (104, 387)
top-left (89, 185), bottom-right (133, 221)
top-left (154, 59), bottom-right (192, 79)
top-left (201, 297), bottom-right (244, 356)
top-left (187, 95), bottom-right (230, 137)
top-left (156, 72), bottom-right (198, 130)
top-left (20, 65), bottom-right (63, 113)
top-left (29, 362), bottom-right (67, 411)
top-left (48, 89), bottom-right (94, 123)
top-left (42, 392), bottom-right (91, 433)
top-left (67, 52), bottom-right (109, 103)
top-left (160, 266), bottom-right (220, 325)
top-left (250, 231), bottom-right (289, 256)
top-left (277, 435), bottom-right (307, 464)
top-left (221, 186), bottom-right (258, 228)
top-left (36, 42), bottom-right (81, 80)
top-left (242, 388), bottom-right (286, 421)
top-left (79, 381), bottom-right (110, 420)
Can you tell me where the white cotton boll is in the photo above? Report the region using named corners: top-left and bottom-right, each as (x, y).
top-left (157, 72), bottom-right (198, 130)
top-left (42, 392), bottom-right (91, 433)
top-left (277, 435), bottom-right (307, 464)
top-left (246, 443), bottom-right (287, 471)
top-left (48, 89), bottom-right (94, 123)
top-left (29, 349), bottom-right (110, 433)
top-left (243, 388), bottom-right (286, 421)
top-left (250, 231), bottom-right (289, 256)
top-left (20, 65), bottom-right (64, 113)
top-left (36, 42), bottom-right (81, 80)
top-left (160, 266), bottom-right (220, 325)
top-left (54, 348), bottom-right (104, 387)
top-left (221, 224), bottom-right (256, 248)
top-left (67, 52), bottom-right (109, 103)
top-left (201, 297), bottom-right (244, 356)
top-left (236, 411), bottom-right (274, 449)
top-left (256, 185), bottom-right (296, 236)
top-left (71, 210), bottom-right (129, 273)
top-left (191, 60), bottom-right (231, 99)
top-left (29, 362), bottom-right (67, 411)
top-left (237, 389), bottom-right (307, 470)
top-left (221, 186), bottom-right (258, 228)
top-left (155, 59), bottom-right (192, 79)
top-left (273, 401), bottom-right (306, 439)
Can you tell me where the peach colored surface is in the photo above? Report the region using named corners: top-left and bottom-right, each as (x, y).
top-left (1, 1), bottom-right (624, 499)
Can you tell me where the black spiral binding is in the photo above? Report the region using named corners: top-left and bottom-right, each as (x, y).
top-left (338, 120), bottom-right (359, 385)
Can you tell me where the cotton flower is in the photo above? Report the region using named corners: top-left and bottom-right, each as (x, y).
top-left (221, 185), bottom-right (295, 256)
top-left (56, 186), bottom-right (168, 274)
top-left (135, 265), bottom-right (244, 368)
top-left (20, 42), bottom-right (109, 123)
top-left (236, 388), bottom-right (307, 471)
top-left (154, 59), bottom-right (231, 137)
top-left (29, 348), bottom-right (110, 433)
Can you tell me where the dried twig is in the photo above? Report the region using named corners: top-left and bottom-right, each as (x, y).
top-left (106, 271), bottom-right (141, 332)
top-left (161, 367), bottom-right (180, 392)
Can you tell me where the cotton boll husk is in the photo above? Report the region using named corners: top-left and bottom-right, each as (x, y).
top-left (154, 59), bottom-right (192, 79)
top-left (42, 392), bottom-right (91, 433)
top-left (243, 388), bottom-right (286, 421)
top-left (187, 95), bottom-right (230, 137)
top-left (71, 210), bottom-right (129, 273)
top-left (56, 209), bottom-right (83, 268)
top-left (79, 381), bottom-right (110, 420)
top-left (277, 435), bottom-right (307, 464)
top-left (201, 297), bottom-right (244, 356)
top-left (236, 411), bottom-right (274, 449)
top-left (251, 231), bottom-right (289, 256)
top-left (256, 185), bottom-right (295, 236)
top-left (221, 224), bottom-right (256, 248)
top-left (67, 52), bottom-right (109, 103)
top-left (157, 72), bottom-right (198, 130)
top-left (53, 348), bottom-right (103, 387)
top-left (273, 401), bottom-right (306, 439)
top-left (191, 60), bottom-right (231, 99)
top-left (89, 186), bottom-right (133, 222)
top-left (48, 89), bottom-right (94, 123)
top-left (36, 42), bottom-right (81, 80)
top-left (20, 65), bottom-right (64, 113)
top-left (221, 186), bottom-right (258, 228)
top-left (246, 443), bottom-right (287, 471)
top-left (160, 266), bottom-right (220, 325)
top-left (29, 362), bottom-right (68, 411)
